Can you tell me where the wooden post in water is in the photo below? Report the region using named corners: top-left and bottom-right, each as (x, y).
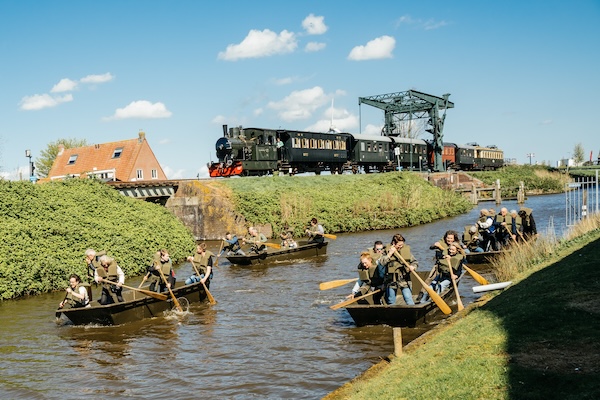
top-left (393, 327), bottom-right (403, 357)
top-left (470, 183), bottom-right (478, 205)
top-left (495, 179), bottom-right (502, 205)
top-left (517, 181), bottom-right (525, 204)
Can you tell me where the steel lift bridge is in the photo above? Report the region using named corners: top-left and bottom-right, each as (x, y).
top-left (358, 89), bottom-right (454, 172)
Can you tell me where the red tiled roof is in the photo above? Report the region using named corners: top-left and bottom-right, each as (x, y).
top-left (47, 132), bottom-right (167, 181)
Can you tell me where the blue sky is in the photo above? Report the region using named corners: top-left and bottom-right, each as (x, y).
top-left (1, 0), bottom-right (599, 179)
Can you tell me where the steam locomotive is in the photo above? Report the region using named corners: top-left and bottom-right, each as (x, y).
top-left (208, 125), bottom-right (503, 177)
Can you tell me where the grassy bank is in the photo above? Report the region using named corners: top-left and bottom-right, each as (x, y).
top-left (325, 215), bottom-right (600, 400)
top-left (0, 179), bottom-right (195, 299)
top-left (218, 172), bottom-right (472, 237)
top-left (470, 165), bottom-right (570, 196)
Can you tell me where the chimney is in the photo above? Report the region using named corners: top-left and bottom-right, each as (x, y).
top-left (58, 144), bottom-right (65, 156)
top-left (139, 131), bottom-right (146, 143)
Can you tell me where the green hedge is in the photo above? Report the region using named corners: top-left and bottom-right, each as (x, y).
top-left (0, 179), bottom-right (195, 299)
top-left (220, 172), bottom-right (472, 237)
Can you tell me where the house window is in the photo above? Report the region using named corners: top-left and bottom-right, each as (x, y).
top-left (67, 155), bottom-right (78, 165)
top-left (112, 147), bottom-right (123, 158)
top-left (151, 169), bottom-right (158, 179)
top-left (136, 169), bottom-right (143, 179)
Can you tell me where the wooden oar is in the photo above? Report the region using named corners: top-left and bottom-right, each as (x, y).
top-left (448, 263), bottom-right (464, 311)
top-left (201, 282), bottom-right (216, 305)
top-left (463, 264), bottom-right (489, 285)
top-left (323, 233), bottom-right (337, 240)
top-left (101, 278), bottom-right (168, 301)
top-left (330, 289), bottom-right (381, 310)
top-left (56, 291), bottom-right (69, 318)
top-left (394, 250), bottom-right (452, 315)
top-left (213, 241), bottom-right (224, 269)
top-left (247, 240), bottom-right (281, 249)
top-left (517, 230), bottom-right (533, 249)
top-left (504, 225), bottom-right (521, 248)
top-left (190, 261), bottom-right (217, 305)
top-left (157, 268), bottom-right (183, 312)
top-left (319, 278), bottom-right (358, 290)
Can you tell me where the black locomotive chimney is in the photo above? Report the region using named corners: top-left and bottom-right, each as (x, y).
top-left (223, 124), bottom-right (228, 137)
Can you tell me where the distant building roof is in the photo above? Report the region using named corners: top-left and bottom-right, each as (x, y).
top-left (47, 131), bottom-right (167, 182)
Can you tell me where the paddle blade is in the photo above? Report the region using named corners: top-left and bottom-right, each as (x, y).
top-left (330, 289), bottom-right (380, 310)
top-left (319, 278), bottom-right (358, 291)
top-left (264, 242), bottom-right (281, 249)
top-left (463, 265), bottom-right (489, 285)
top-left (323, 233), bottom-right (337, 240)
top-left (410, 270), bottom-right (452, 315)
top-left (202, 282), bottom-right (217, 305)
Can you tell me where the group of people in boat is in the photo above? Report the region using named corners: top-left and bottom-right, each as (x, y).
top-left (57, 244), bottom-right (216, 310)
top-left (218, 218), bottom-right (327, 256)
top-left (469, 206), bottom-right (538, 252)
top-left (345, 206), bottom-right (537, 306)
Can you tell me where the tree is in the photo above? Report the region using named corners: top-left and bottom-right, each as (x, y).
top-left (35, 138), bottom-right (88, 178)
top-left (572, 143), bottom-right (585, 165)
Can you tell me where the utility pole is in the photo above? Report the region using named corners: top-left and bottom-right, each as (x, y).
top-left (526, 153), bottom-right (535, 165)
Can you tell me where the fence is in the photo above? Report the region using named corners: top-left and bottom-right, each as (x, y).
top-left (565, 170), bottom-right (599, 227)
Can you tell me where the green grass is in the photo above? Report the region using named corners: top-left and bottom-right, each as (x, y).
top-left (218, 172), bottom-right (472, 237)
top-left (325, 217), bottom-right (600, 400)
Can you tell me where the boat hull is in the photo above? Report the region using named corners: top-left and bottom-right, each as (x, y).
top-left (465, 250), bottom-right (503, 265)
top-left (56, 281), bottom-right (207, 325)
top-left (344, 272), bottom-right (463, 327)
top-left (226, 241), bottom-right (328, 266)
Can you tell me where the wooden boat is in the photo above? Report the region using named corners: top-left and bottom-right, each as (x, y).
top-left (225, 240), bottom-right (328, 266)
top-left (344, 271), bottom-right (464, 327)
top-left (56, 281), bottom-right (207, 326)
top-left (465, 250), bottom-right (504, 264)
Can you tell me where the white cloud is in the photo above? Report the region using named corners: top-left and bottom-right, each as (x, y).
top-left (19, 93), bottom-right (73, 110)
top-left (267, 86), bottom-right (330, 121)
top-left (273, 77), bottom-right (294, 85)
top-left (348, 35), bottom-right (395, 61)
top-left (305, 106), bottom-right (359, 133)
top-left (105, 100), bottom-right (172, 120)
top-left (197, 164), bottom-right (210, 178)
top-left (305, 42), bottom-right (326, 52)
top-left (158, 138), bottom-right (171, 145)
top-left (162, 165), bottom-right (186, 180)
top-left (51, 78), bottom-right (78, 93)
top-left (302, 14), bottom-right (328, 35)
top-left (253, 108), bottom-right (264, 116)
top-left (212, 115), bottom-right (227, 125)
top-left (218, 29), bottom-right (297, 61)
top-left (423, 19), bottom-right (449, 30)
top-left (396, 15), bottom-right (449, 30)
top-left (540, 119), bottom-right (553, 125)
top-left (80, 73), bottom-right (114, 84)
top-left (364, 123), bottom-right (384, 135)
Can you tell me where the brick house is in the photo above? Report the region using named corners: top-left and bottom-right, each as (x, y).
top-left (47, 131), bottom-right (168, 182)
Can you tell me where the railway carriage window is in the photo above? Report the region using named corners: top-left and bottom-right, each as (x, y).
top-left (333, 141), bottom-right (339, 150)
top-left (340, 141), bottom-right (346, 150)
top-left (310, 139), bottom-right (317, 148)
top-left (318, 139), bottom-right (324, 149)
top-left (325, 140), bottom-right (332, 149)
top-left (302, 138), bottom-right (309, 148)
top-left (367, 144), bottom-right (371, 152)
top-left (361, 142), bottom-right (365, 151)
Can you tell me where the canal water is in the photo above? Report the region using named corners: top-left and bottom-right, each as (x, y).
top-left (0, 194), bottom-right (568, 399)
